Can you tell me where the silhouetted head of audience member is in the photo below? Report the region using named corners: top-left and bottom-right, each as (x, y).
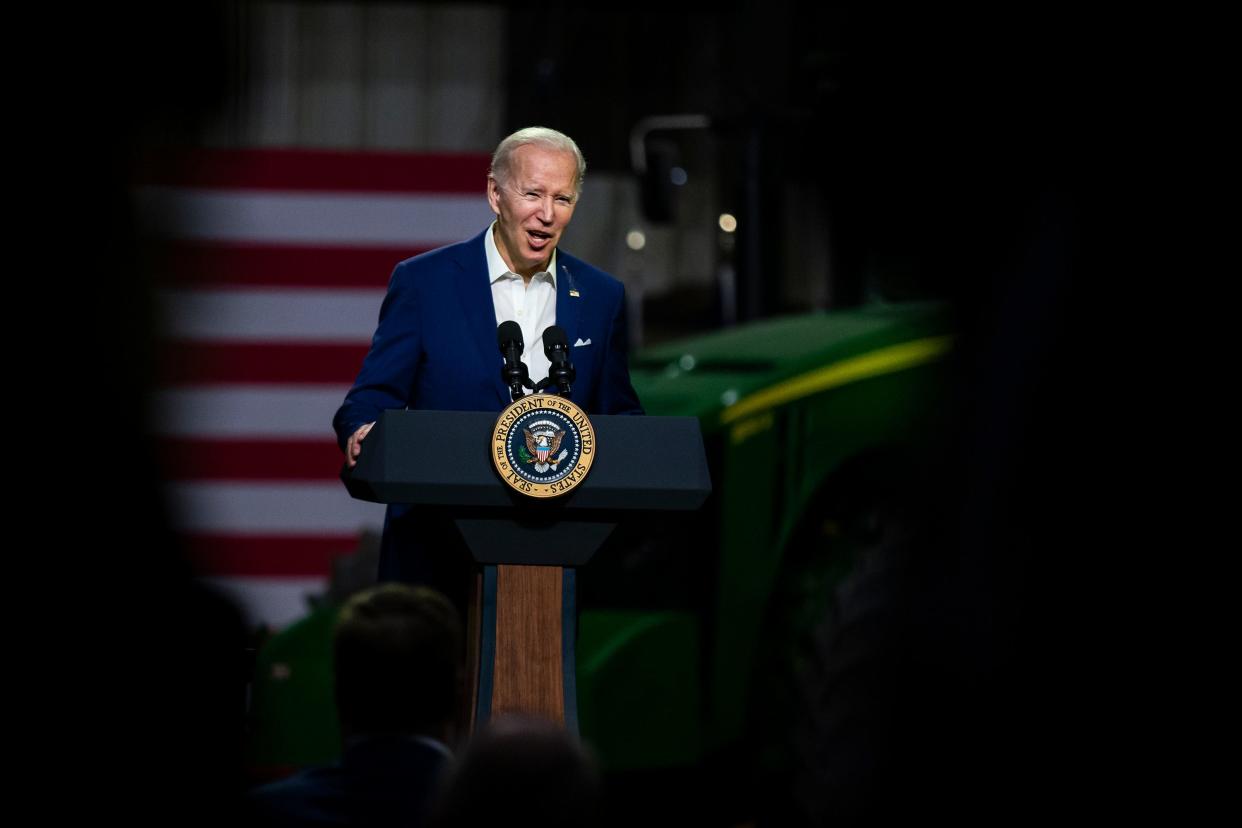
top-left (333, 584), bottom-right (463, 745)
top-left (429, 715), bottom-right (602, 828)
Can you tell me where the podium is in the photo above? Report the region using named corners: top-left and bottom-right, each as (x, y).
top-left (342, 409), bottom-right (710, 734)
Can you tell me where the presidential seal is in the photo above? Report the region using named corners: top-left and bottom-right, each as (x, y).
top-left (491, 395), bottom-right (595, 498)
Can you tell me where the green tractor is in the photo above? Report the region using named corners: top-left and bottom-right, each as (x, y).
top-left (248, 300), bottom-right (954, 809)
top-left (576, 302), bottom-right (953, 800)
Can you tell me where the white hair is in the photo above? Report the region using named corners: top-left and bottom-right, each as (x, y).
top-left (489, 126), bottom-right (587, 194)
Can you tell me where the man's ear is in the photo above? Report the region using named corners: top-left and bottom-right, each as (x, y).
top-left (486, 176), bottom-right (501, 215)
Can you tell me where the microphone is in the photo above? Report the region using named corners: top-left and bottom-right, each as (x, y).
top-left (542, 325), bottom-right (575, 396)
top-left (497, 321), bottom-right (530, 401)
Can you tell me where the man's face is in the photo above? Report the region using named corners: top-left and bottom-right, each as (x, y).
top-left (487, 145), bottom-right (579, 279)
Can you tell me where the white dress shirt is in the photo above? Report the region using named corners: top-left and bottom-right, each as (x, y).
top-left (485, 220), bottom-right (557, 388)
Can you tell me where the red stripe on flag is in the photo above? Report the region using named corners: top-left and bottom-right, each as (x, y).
top-left (160, 438), bottom-right (344, 481)
top-left (159, 343), bottom-right (367, 385)
top-left (186, 534), bottom-right (360, 576)
top-left (136, 148), bottom-right (490, 193)
top-left (155, 242), bottom-right (426, 289)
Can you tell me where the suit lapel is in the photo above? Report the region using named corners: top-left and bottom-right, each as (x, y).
top-left (452, 230), bottom-right (510, 407)
top-left (556, 257), bottom-right (582, 357)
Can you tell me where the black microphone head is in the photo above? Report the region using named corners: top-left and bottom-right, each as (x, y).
top-left (542, 325), bottom-right (569, 355)
top-left (498, 320), bottom-right (524, 352)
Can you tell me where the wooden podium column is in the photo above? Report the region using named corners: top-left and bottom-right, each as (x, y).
top-left (493, 565), bottom-right (565, 720)
top-left (471, 563), bottom-right (578, 733)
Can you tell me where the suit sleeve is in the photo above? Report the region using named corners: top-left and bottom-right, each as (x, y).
top-left (332, 261), bottom-right (424, 451)
top-left (596, 283), bottom-right (645, 416)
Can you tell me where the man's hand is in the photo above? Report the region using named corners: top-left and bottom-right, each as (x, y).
top-left (346, 422), bottom-right (375, 468)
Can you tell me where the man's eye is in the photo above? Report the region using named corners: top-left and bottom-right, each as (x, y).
top-left (556, 197), bottom-right (573, 206)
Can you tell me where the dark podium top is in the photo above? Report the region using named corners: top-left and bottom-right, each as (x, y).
top-left (342, 409), bottom-right (711, 515)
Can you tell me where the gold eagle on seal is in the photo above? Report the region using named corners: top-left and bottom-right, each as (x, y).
top-left (524, 427), bottom-right (566, 468)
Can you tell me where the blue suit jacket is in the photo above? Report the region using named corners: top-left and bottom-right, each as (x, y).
top-left (333, 227), bottom-right (643, 583)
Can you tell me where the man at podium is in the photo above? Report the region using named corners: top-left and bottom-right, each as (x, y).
top-left (333, 126), bottom-right (643, 593)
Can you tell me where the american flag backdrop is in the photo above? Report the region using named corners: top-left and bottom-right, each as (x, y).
top-left (140, 148), bottom-right (493, 630)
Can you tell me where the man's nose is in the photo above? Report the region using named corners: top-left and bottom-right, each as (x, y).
top-left (536, 197), bottom-right (555, 223)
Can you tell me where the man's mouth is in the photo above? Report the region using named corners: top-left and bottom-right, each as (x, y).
top-left (527, 229), bottom-right (553, 248)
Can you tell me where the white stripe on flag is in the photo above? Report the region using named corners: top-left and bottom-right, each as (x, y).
top-left (159, 288), bottom-right (385, 342)
top-left (137, 187), bottom-right (491, 245)
top-left (167, 481), bottom-right (386, 533)
top-left (152, 386), bottom-right (350, 437)
top-left (200, 575), bottom-right (330, 630)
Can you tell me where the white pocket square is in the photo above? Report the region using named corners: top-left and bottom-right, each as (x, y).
top-left (574, 338), bottom-right (592, 347)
